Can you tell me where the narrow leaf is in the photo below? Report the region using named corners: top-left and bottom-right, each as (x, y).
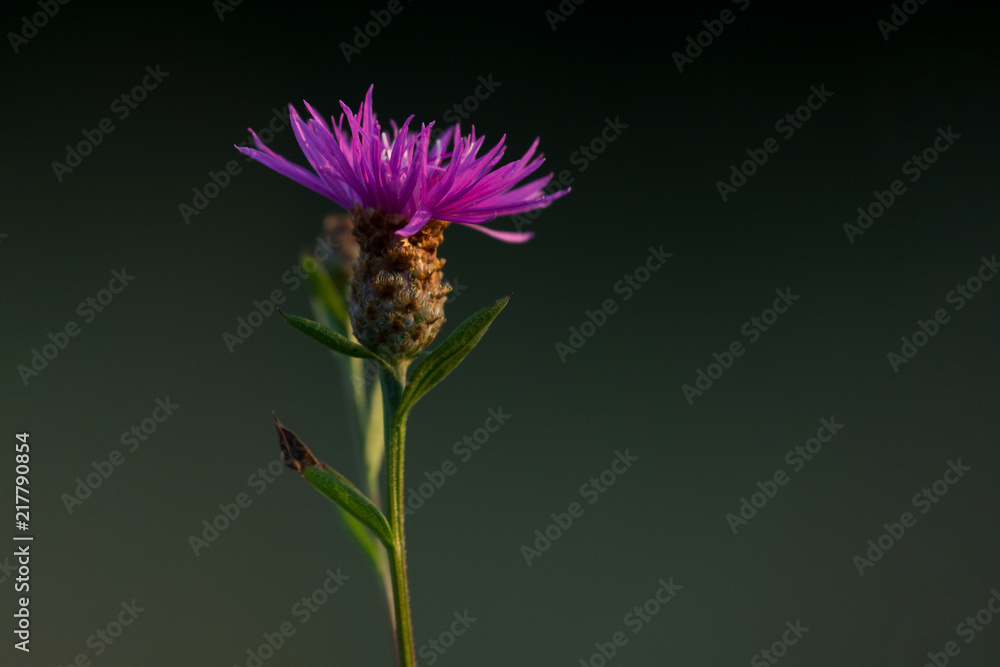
top-left (336, 507), bottom-right (383, 571)
top-left (281, 311), bottom-right (391, 372)
top-left (274, 415), bottom-right (394, 549)
top-left (302, 467), bottom-right (393, 549)
top-left (364, 378), bottom-right (385, 497)
top-left (302, 253), bottom-right (350, 331)
top-left (399, 294), bottom-right (510, 416)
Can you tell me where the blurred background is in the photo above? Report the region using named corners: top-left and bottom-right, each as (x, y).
top-left (2, 1), bottom-right (999, 665)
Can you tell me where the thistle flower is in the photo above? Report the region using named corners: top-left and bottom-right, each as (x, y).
top-left (237, 86), bottom-right (569, 363)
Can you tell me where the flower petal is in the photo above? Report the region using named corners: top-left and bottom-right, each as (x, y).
top-left (237, 87), bottom-right (569, 243)
top-left (452, 223), bottom-right (535, 243)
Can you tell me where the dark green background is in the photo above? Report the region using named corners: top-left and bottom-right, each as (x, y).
top-left (2, 1), bottom-right (999, 665)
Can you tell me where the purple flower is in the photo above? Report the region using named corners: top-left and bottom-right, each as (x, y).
top-left (236, 86), bottom-right (570, 243)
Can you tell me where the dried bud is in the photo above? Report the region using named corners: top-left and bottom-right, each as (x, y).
top-left (274, 413), bottom-right (319, 474)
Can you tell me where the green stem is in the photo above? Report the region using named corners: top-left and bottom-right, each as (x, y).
top-left (380, 364), bottom-right (416, 667)
top-left (363, 378), bottom-right (385, 512)
top-left (326, 315), bottom-right (394, 638)
top-left (364, 381), bottom-right (396, 638)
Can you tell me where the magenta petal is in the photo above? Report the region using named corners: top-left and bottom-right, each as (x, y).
top-left (236, 87), bottom-right (569, 242)
top-left (454, 223), bottom-right (535, 243)
top-left (395, 209), bottom-right (432, 237)
top-left (236, 141), bottom-right (343, 204)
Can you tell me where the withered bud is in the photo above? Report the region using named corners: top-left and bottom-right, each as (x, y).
top-left (274, 413), bottom-right (319, 474)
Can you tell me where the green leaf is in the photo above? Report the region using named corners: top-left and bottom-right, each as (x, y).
top-left (335, 506), bottom-right (384, 572)
top-left (303, 465), bottom-right (394, 549)
top-left (281, 312), bottom-right (392, 372)
top-left (399, 294), bottom-right (510, 417)
top-left (364, 379), bottom-right (385, 496)
top-left (274, 414), bottom-right (392, 548)
top-left (302, 254), bottom-right (350, 331)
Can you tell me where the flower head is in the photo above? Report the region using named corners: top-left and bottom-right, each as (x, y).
top-left (238, 86), bottom-right (569, 364)
top-left (236, 85), bottom-right (569, 242)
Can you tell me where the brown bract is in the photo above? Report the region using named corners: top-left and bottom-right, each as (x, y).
top-left (348, 204), bottom-right (452, 364)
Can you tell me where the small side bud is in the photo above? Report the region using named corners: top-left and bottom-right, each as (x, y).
top-left (320, 212), bottom-right (360, 288)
